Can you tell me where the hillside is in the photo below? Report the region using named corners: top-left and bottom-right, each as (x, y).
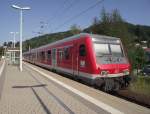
top-left (23, 31), bottom-right (74, 52)
top-left (23, 23), bottom-right (150, 51)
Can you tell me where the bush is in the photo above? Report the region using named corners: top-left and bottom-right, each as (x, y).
top-left (130, 76), bottom-right (150, 96)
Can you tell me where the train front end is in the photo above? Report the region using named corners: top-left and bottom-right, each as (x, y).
top-left (92, 35), bottom-right (131, 91)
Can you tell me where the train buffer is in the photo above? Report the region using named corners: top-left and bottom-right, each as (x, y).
top-left (0, 60), bottom-right (149, 114)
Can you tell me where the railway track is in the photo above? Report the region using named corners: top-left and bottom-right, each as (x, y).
top-left (116, 89), bottom-right (150, 108)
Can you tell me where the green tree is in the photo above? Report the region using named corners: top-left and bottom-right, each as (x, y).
top-left (3, 42), bottom-right (7, 47)
top-left (90, 17), bottom-right (100, 33)
top-left (70, 24), bottom-right (81, 35)
top-left (15, 41), bottom-right (19, 47)
top-left (100, 8), bottom-right (131, 46)
top-left (7, 41), bottom-right (13, 48)
top-left (128, 46), bottom-right (146, 70)
top-left (0, 46), bottom-right (4, 57)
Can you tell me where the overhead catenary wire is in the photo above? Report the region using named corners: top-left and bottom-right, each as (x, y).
top-left (36, 0), bottom-right (70, 34)
top-left (44, 0), bottom-right (80, 33)
top-left (48, 0), bottom-right (77, 24)
top-left (53, 0), bottom-right (104, 32)
top-left (52, 0), bottom-right (80, 21)
top-left (35, 0), bottom-right (75, 35)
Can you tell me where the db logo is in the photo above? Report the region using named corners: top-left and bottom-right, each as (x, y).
top-left (80, 60), bottom-right (85, 67)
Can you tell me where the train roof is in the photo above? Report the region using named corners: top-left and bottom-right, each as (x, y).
top-left (24, 33), bottom-right (120, 53)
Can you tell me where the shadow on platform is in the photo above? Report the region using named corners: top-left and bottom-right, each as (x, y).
top-left (12, 84), bottom-right (51, 114)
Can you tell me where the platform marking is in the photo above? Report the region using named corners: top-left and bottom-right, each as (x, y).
top-left (0, 60), bottom-right (5, 78)
top-left (24, 62), bottom-right (124, 114)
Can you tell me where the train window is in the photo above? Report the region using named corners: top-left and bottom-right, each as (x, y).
top-left (59, 49), bottom-right (63, 61)
top-left (110, 44), bottom-right (123, 57)
top-left (64, 48), bottom-right (69, 59)
top-left (94, 43), bottom-right (109, 56)
top-left (79, 44), bottom-right (86, 56)
top-left (47, 50), bottom-right (51, 60)
top-left (41, 51), bottom-right (45, 60)
top-left (37, 52), bottom-right (40, 60)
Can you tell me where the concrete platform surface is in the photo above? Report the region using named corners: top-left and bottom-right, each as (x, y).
top-left (0, 62), bottom-right (110, 114)
top-left (0, 61), bottom-right (150, 114)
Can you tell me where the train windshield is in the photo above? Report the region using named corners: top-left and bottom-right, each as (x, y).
top-left (110, 44), bottom-right (123, 56)
top-left (94, 43), bottom-right (124, 57)
top-left (92, 36), bottom-right (127, 64)
top-left (94, 43), bottom-right (109, 56)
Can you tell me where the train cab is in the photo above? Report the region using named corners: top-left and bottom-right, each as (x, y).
top-left (90, 35), bottom-right (131, 91)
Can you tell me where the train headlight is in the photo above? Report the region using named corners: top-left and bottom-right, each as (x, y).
top-left (101, 71), bottom-right (108, 76)
top-left (123, 69), bottom-right (129, 75)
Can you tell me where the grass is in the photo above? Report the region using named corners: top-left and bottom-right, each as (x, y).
top-left (130, 76), bottom-right (150, 96)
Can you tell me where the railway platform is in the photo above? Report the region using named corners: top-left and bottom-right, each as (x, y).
top-left (0, 60), bottom-right (150, 114)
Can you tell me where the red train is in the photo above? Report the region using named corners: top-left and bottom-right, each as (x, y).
top-left (23, 33), bottom-right (131, 91)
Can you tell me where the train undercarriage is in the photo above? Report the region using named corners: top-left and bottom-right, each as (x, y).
top-left (94, 75), bottom-right (131, 92)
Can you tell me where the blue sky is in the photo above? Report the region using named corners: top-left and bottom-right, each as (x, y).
top-left (0, 0), bottom-right (150, 45)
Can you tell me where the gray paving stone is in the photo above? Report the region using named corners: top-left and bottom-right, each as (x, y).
top-left (0, 64), bottom-right (100, 114)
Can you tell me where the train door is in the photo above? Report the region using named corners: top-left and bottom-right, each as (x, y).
top-left (73, 42), bottom-right (87, 77)
top-left (69, 46), bottom-right (74, 75)
top-left (52, 48), bottom-right (57, 69)
top-left (78, 43), bottom-right (87, 75)
top-left (47, 50), bottom-right (51, 65)
top-left (73, 43), bottom-right (79, 76)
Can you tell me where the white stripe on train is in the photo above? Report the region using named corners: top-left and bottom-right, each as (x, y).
top-left (31, 61), bottom-right (128, 79)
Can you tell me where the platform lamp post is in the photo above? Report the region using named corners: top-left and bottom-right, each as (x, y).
top-left (10, 32), bottom-right (18, 63)
top-left (11, 5), bottom-right (31, 71)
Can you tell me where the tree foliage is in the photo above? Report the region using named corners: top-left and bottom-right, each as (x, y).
top-left (70, 24), bottom-right (81, 35)
top-left (22, 31), bottom-right (74, 52)
top-left (0, 46), bottom-right (4, 57)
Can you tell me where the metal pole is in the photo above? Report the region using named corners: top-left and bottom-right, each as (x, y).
top-left (11, 5), bottom-right (30, 71)
top-left (13, 33), bottom-right (16, 48)
top-left (14, 33), bottom-right (16, 63)
top-left (20, 10), bottom-right (23, 71)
